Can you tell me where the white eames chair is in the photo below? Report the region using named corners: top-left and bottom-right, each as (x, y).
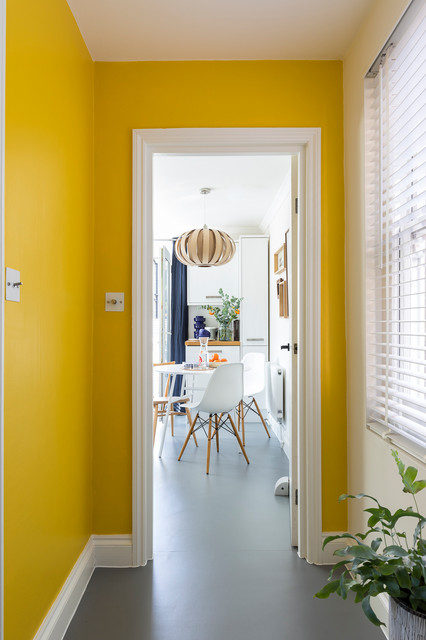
top-left (238, 352), bottom-right (271, 445)
top-left (178, 363), bottom-right (249, 474)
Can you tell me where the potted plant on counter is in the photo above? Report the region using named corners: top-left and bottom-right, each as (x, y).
top-left (203, 288), bottom-right (242, 341)
top-left (315, 450), bottom-right (426, 638)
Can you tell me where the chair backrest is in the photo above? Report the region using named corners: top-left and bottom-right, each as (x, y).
top-left (197, 363), bottom-right (244, 415)
top-left (153, 361), bottom-right (175, 396)
top-left (242, 352), bottom-right (266, 396)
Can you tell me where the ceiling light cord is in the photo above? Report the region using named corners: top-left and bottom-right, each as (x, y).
top-left (200, 187), bottom-right (211, 228)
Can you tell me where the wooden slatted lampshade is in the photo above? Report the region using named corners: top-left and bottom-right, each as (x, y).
top-left (174, 188), bottom-right (236, 267)
top-left (175, 225), bottom-right (236, 267)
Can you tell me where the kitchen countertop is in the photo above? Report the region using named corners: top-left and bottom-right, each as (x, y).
top-left (185, 340), bottom-right (240, 346)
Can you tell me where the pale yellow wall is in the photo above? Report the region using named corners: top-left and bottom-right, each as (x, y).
top-left (93, 60), bottom-right (347, 534)
top-left (344, 0), bottom-right (426, 532)
top-left (4, 1), bottom-right (94, 638)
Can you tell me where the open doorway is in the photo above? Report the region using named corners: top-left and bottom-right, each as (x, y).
top-left (151, 152), bottom-right (298, 553)
top-left (132, 128), bottom-right (322, 567)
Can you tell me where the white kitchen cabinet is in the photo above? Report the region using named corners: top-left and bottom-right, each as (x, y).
top-left (187, 243), bottom-right (239, 305)
top-left (240, 236), bottom-right (269, 346)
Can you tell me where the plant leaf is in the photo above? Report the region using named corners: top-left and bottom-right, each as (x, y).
top-left (339, 493), bottom-right (380, 506)
top-left (347, 545), bottom-right (378, 560)
top-left (322, 533), bottom-right (362, 549)
top-left (395, 568), bottom-right (411, 589)
top-left (392, 449), bottom-right (405, 478)
top-left (362, 596), bottom-right (384, 626)
top-left (414, 518), bottom-right (426, 544)
top-left (338, 573), bottom-right (348, 600)
top-left (392, 451), bottom-right (426, 495)
top-left (412, 585), bottom-right (426, 600)
top-left (381, 576), bottom-right (402, 597)
top-left (389, 508), bottom-right (423, 529)
top-left (315, 580), bottom-right (340, 599)
top-left (404, 466), bottom-right (418, 485)
top-left (412, 480), bottom-right (426, 494)
top-left (376, 563), bottom-right (403, 576)
top-left (371, 538), bottom-right (382, 552)
top-left (328, 560), bottom-right (349, 578)
top-left (383, 545), bottom-right (409, 557)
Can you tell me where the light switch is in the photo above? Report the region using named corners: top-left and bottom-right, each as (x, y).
top-left (5, 267), bottom-right (22, 302)
top-left (105, 292), bottom-right (124, 311)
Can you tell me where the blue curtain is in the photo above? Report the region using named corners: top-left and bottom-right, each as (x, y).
top-left (170, 239), bottom-right (188, 398)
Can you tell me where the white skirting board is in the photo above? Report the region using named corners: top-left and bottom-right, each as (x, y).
top-left (33, 535), bottom-right (133, 640)
top-left (93, 534), bottom-right (133, 568)
top-left (266, 414), bottom-right (290, 459)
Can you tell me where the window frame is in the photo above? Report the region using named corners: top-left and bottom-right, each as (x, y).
top-left (364, 0), bottom-right (426, 462)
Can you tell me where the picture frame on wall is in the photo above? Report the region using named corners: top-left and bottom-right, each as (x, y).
top-left (274, 244), bottom-right (286, 274)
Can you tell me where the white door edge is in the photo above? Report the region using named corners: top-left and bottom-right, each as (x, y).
top-left (0, 0), bottom-right (6, 636)
top-left (132, 127), bottom-right (322, 566)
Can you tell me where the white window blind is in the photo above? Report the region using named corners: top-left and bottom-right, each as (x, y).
top-left (365, 1), bottom-right (426, 447)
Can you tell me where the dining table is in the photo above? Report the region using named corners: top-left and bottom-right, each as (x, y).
top-left (153, 363), bottom-right (214, 458)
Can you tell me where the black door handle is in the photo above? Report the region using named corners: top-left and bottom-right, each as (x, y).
top-left (281, 344), bottom-right (290, 351)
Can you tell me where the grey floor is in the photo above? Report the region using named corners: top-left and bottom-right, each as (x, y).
top-left (65, 418), bottom-right (383, 640)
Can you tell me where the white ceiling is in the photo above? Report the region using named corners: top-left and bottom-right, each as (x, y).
top-left (67, 0), bottom-right (373, 61)
top-left (153, 155), bottom-right (291, 239)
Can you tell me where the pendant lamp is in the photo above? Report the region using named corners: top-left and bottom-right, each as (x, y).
top-left (174, 188), bottom-right (236, 268)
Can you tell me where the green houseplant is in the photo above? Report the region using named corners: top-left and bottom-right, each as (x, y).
top-left (315, 450), bottom-right (426, 637)
top-left (203, 288), bottom-right (242, 341)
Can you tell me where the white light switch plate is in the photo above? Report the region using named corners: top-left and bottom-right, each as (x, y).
top-left (105, 292), bottom-right (124, 311)
top-left (5, 267), bottom-right (22, 302)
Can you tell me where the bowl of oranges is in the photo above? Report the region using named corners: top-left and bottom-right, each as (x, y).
top-left (209, 353), bottom-right (228, 368)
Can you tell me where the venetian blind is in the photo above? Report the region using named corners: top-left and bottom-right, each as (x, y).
top-left (365, 1), bottom-right (426, 447)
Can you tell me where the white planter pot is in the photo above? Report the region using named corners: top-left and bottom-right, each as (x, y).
top-left (389, 598), bottom-right (426, 640)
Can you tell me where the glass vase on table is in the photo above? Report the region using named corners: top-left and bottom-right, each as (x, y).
top-left (218, 322), bottom-right (232, 341)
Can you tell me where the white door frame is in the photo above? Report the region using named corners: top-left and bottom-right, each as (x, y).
top-left (132, 127), bottom-right (322, 567)
top-left (0, 0), bottom-right (5, 637)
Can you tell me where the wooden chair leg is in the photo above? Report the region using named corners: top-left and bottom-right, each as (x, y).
top-left (186, 408), bottom-right (198, 447)
top-left (241, 400), bottom-right (246, 446)
top-left (206, 416), bottom-right (213, 474)
top-left (153, 405), bottom-right (159, 445)
top-left (228, 413), bottom-right (250, 465)
top-left (171, 413), bottom-right (174, 437)
top-left (178, 413), bottom-right (199, 461)
top-left (215, 414), bottom-right (219, 452)
top-left (252, 397), bottom-right (271, 437)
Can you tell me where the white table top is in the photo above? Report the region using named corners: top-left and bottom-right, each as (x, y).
top-left (153, 364), bottom-right (214, 375)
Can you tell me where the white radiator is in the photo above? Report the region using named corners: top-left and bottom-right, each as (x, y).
top-left (265, 362), bottom-right (284, 424)
top-left (266, 361), bottom-right (289, 456)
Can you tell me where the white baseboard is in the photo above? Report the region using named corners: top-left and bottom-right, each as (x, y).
top-left (33, 539), bottom-right (95, 640)
top-left (33, 534), bottom-right (133, 640)
top-left (266, 415), bottom-right (290, 458)
top-left (93, 534), bottom-right (133, 568)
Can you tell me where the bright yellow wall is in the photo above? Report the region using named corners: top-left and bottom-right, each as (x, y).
top-left (343, 0), bottom-right (426, 533)
top-left (93, 60), bottom-right (347, 533)
top-left (5, 1), bottom-right (94, 639)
